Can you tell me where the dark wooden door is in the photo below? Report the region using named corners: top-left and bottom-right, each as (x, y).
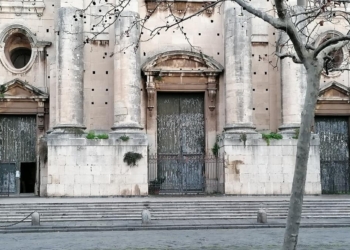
top-left (0, 115), bottom-right (37, 194)
top-left (157, 92), bottom-right (205, 192)
top-left (315, 116), bottom-right (350, 194)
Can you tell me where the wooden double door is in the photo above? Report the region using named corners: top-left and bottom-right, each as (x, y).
top-left (315, 116), bottom-right (350, 194)
top-left (157, 92), bottom-right (205, 192)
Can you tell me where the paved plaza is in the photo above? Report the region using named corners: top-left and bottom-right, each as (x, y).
top-left (0, 227), bottom-right (349, 250)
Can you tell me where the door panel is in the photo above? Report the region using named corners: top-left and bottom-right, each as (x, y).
top-left (0, 163), bottom-right (16, 194)
top-left (0, 116), bottom-right (36, 193)
top-left (157, 93), bottom-right (205, 192)
top-left (315, 116), bottom-right (350, 194)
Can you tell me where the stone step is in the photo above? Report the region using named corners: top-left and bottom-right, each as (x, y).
top-left (0, 208), bottom-right (349, 214)
top-left (1, 214), bottom-right (350, 223)
top-left (0, 200), bottom-right (349, 223)
top-left (1, 203), bottom-right (350, 209)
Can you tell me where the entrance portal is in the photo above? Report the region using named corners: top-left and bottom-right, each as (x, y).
top-left (0, 115), bottom-right (37, 194)
top-left (315, 116), bottom-right (350, 194)
top-left (157, 92), bottom-right (205, 192)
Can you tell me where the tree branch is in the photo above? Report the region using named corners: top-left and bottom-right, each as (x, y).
top-left (275, 52), bottom-right (303, 64)
top-left (314, 35), bottom-right (350, 58)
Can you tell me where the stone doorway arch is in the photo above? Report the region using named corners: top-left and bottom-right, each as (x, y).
top-left (142, 50), bottom-right (224, 193)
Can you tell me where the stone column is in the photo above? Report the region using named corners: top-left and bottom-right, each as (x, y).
top-left (224, 2), bottom-right (256, 134)
top-left (111, 0), bottom-right (142, 132)
top-left (53, 6), bottom-right (85, 132)
top-left (279, 4), bottom-right (307, 134)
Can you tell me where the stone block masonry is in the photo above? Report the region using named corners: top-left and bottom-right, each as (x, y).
top-left (44, 134), bottom-right (148, 196)
top-left (224, 134), bottom-right (321, 195)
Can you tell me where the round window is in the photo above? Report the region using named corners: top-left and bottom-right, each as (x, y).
top-left (319, 33), bottom-right (344, 73)
top-left (4, 33), bottom-right (32, 69)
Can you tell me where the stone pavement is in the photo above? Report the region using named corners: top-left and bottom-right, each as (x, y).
top-left (1, 227), bottom-right (350, 250)
top-left (0, 195), bottom-right (349, 233)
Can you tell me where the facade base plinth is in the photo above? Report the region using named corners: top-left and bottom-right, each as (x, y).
top-left (44, 135), bottom-right (148, 197)
top-left (223, 137), bottom-right (321, 195)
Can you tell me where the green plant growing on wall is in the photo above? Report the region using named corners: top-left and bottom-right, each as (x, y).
top-left (262, 132), bottom-right (283, 146)
top-left (86, 131), bottom-right (96, 139)
top-left (211, 134), bottom-right (223, 157)
top-left (119, 134), bottom-right (130, 142)
top-left (39, 138), bottom-right (48, 164)
top-left (292, 128), bottom-right (300, 140)
top-left (97, 133), bottom-right (109, 139)
top-left (211, 142), bottom-right (220, 157)
top-left (240, 133), bottom-right (247, 147)
top-left (0, 85), bottom-right (7, 98)
top-left (154, 74), bottom-right (163, 82)
top-left (123, 152), bottom-right (143, 166)
top-left (86, 131), bottom-right (109, 139)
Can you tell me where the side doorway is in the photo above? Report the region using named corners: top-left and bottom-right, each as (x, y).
top-left (157, 92), bottom-right (205, 193)
top-left (315, 116), bottom-right (350, 194)
top-left (0, 115), bottom-right (37, 195)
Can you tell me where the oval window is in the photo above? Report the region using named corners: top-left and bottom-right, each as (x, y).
top-left (4, 33), bottom-right (32, 69)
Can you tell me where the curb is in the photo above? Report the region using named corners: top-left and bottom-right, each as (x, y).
top-left (1, 223), bottom-right (350, 234)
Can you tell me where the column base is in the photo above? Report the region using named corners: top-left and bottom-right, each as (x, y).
top-left (224, 123), bottom-right (257, 134)
top-left (51, 124), bottom-right (86, 134)
top-left (279, 123), bottom-right (300, 137)
top-left (111, 122), bottom-right (143, 134)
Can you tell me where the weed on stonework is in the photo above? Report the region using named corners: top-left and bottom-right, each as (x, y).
top-left (86, 131), bottom-right (109, 139)
top-left (262, 132), bottom-right (282, 146)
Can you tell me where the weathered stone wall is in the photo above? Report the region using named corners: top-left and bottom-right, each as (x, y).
top-left (44, 134), bottom-right (148, 196)
top-left (224, 135), bottom-right (321, 195)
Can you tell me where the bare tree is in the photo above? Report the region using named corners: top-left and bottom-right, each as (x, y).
top-left (76, 0), bottom-right (350, 249)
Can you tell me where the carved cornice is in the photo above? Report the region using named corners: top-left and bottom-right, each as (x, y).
top-left (0, 0), bottom-right (45, 16)
top-left (145, 1), bottom-right (216, 17)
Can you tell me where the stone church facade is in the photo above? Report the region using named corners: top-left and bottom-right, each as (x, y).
top-left (0, 0), bottom-right (348, 196)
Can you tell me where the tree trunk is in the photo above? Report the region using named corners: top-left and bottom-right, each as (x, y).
top-left (282, 62), bottom-right (321, 250)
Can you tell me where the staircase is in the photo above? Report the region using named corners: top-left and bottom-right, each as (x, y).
top-left (0, 199), bottom-right (349, 223)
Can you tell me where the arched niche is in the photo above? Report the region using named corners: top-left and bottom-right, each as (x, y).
top-left (141, 50), bottom-right (223, 111)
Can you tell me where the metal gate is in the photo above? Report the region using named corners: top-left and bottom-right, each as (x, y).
top-left (155, 92), bottom-right (205, 193)
top-left (0, 116), bottom-right (37, 194)
top-left (315, 116), bottom-right (350, 194)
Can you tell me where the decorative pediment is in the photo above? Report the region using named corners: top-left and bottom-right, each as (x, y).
top-left (142, 51), bottom-right (223, 113)
top-left (0, 78), bottom-right (48, 100)
top-left (318, 81), bottom-right (349, 102)
top-left (142, 50), bottom-right (224, 74)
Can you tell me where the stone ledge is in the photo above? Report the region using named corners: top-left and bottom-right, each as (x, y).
top-left (0, 0), bottom-right (45, 16)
